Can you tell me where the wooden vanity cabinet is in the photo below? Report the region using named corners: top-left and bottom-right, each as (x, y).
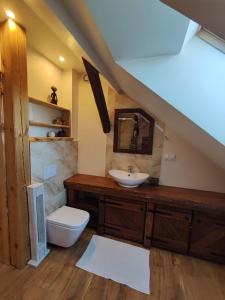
top-left (189, 212), bottom-right (225, 264)
top-left (152, 205), bottom-right (192, 254)
top-left (65, 174), bottom-right (225, 264)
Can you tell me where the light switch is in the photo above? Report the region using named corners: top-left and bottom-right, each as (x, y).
top-left (164, 154), bottom-right (176, 161)
top-left (43, 164), bottom-right (57, 180)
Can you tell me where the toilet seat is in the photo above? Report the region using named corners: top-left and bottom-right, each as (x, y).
top-left (47, 206), bottom-right (89, 229)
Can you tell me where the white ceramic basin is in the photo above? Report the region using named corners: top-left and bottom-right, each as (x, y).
top-left (109, 169), bottom-right (149, 188)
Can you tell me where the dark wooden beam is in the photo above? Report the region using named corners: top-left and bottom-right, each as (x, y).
top-left (82, 58), bottom-right (110, 133)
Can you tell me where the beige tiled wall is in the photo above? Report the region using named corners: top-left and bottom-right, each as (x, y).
top-left (105, 89), bottom-right (165, 178)
top-left (30, 140), bottom-right (78, 215)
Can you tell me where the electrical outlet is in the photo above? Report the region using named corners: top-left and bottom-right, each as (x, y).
top-left (164, 154), bottom-right (176, 161)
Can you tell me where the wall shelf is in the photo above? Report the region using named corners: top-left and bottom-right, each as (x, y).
top-left (28, 97), bottom-right (71, 139)
top-left (29, 97), bottom-right (70, 112)
top-left (29, 121), bottom-right (70, 129)
top-left (29, 137), bottom-right (74, 143)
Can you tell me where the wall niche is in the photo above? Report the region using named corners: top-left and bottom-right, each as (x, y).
top-left (113, 108), bottom-right (155, 155)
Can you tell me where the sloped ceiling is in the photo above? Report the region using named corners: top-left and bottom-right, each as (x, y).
top-left (43, 0), bottom-right (225, 171)
top-left (0, 0), bottom-right (85, 71)
top-left (85, 0), bottom-right (190, 60)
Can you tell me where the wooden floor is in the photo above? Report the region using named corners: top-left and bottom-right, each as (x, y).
top-left (0, 229), bottom-right (225, 300)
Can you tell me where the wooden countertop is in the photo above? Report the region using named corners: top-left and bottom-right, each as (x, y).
top-left (64, 174), bottom-right (225, 214)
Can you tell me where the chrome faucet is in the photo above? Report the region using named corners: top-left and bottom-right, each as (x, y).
top-left (128, 165), bottom-right (134, 174)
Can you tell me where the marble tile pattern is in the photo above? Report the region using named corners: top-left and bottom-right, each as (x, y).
top-left (106, 89), bottom-right (165, 178)
top-left (30, 141), bottom-right (78, 215)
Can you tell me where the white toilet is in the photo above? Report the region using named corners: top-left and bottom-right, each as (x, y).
top-left (46, 206), bottom-right (90, 247)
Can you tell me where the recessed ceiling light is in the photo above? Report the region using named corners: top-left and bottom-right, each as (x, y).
top-left (5, 10), bottom-right (15, 20)
top-left (59, 56), bottom-right (65, 62)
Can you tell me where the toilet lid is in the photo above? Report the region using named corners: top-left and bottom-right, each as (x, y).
top-left (47, 206), bottom-right (89, 229)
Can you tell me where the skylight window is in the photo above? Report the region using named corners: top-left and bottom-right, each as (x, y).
top-left (198, 28), bottom-right (225, 54)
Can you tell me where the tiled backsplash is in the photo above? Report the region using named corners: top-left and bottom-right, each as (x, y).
top-left (30, 140), bottom-right (78, 215)
top-left (105, 89), bottom-right (165, 178)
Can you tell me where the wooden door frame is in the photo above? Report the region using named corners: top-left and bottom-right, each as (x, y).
top-left (0, 20), bottom-right (31, 268)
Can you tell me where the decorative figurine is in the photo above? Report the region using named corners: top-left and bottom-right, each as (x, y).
top-left (50, 86), bottom-right (58, 105)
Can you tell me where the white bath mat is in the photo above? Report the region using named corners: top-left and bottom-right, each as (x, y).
top-left (76, 235), bottom-right (150, 294)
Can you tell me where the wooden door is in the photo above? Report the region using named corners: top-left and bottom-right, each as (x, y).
top-left (103, 196), bottom-right (146, 243)
top-left (152, 205), bottom-right (192, 254)
top-left (190, 213), bottom-right (225, 264)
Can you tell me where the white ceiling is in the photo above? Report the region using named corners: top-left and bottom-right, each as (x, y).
top-left (0, 0), bottom-right (86, 72)
top-left (85, 0), bottom-right (191, 61)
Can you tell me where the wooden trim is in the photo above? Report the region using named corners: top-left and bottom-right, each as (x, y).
top-left (64, 174), bottom-right (225, 214)
top-left (29, 97), bottom-right (70, 112)
top-left (144, 203), bottom-right (154, 248)
top-left (29, 97), bottom-right (71, 137)
top-left (29, 137), bottom-right (74, 142)
top-left (0, 20), bottom-right (31, 268)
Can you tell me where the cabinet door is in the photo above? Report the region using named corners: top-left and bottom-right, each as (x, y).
top-left (190, 213), bottom-right (225, 264)
top-left (103, 196), bottom-right (146, 243)
top-left (152, 205), bottom-right (192, 254)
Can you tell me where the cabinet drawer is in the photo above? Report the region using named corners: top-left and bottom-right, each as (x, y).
top-left (76, 191), bottom-right (99, 211)
top-left (104, 206), bottom-right (145, 232)
top-left (104, 224), bottom-right (143, 243)
top-left (155, 205), bottom-right (192, 222)
top-left (152, 206), bottom-right (191, 254)
top-left (104, 196), bottom-right (145, 213)
top-left (189, 213), bottom-right (225, 263)
top-left (104, 202), bottom-right (145, 233)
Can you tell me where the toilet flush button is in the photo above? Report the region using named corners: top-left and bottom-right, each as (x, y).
top-left (43, 164), bottom-right (57, 180)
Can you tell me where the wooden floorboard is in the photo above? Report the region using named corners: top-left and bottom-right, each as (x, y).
top-left (0, 228), bottom-right (225, 300)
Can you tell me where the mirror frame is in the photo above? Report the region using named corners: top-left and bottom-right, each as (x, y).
top-left (113, 108), bottom-right (155, 155)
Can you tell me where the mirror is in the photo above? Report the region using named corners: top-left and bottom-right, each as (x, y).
top-left (113, 109), bottom-right (154, 155)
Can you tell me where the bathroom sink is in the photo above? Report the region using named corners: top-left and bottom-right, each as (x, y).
top-left (109, 169), bottom-right (149, 188)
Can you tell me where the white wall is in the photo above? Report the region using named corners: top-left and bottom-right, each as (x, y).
top-left (77, 75), bottom-right (108, 176)
top-left (160, 127), bottom-right (225, 193)
top-left (27, 48), bottom-right (79, 138)
top-left (27, 47), bottom-right (63, 103)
